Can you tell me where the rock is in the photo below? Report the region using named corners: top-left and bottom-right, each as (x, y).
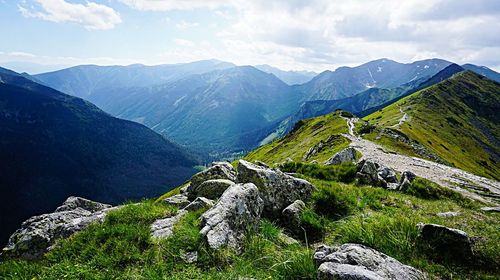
top-left (188, 179), bottom-right (235, 200)
top-left (480, 206), bottom-right (500, 212)
top-left (277, 232), bottom-right (299, 246)
top-left (54, 196), bottom-right (111, 212)
top-left (325, 147), bottom-right (357, 165)
top-left (190, 162), bottom-right (237, 190)
top-left (417, 223), bottom-right (473, 260)
top-left (151, 210), bottom-right (187, 239)
top-left (437, 211), bottom-right (461, 217)
top-left (281, 200), bottom-right (306, 234)
top-left (200, 183), bottom-right (263, 250)
top-left (2, 197), bottom-right (114, 259)
top-left (237, 160), bottom-right (315, 217)
top-left (398, 171), bottom-right (416, 191)
top-left (162, 194), bottom-right (190, 208)
top-left (254, 160), bottom-right (269, 168)
top-left (356, 160), bottom-right (383, 186)
top-left (303, 135), bottom-right (342, 161)
top-left (180, 251), bottom-right (198, 264)
top-left (183, 197), bottom-right (214, 212)
top-left (315, 243), bottom-right (426, 280)
top-left (377, 166), bottom-right (397, 183)
top-left (179, 184), bottom-right (190, 194)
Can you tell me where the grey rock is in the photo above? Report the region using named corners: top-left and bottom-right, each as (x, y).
top-left (179, 184), bottom-right (190, 194)
top-left (190, 162), bottom-right (237, 190)
top-left (480, 206), bottom-right (500, 212)
top-left (281, 200), bottom-right (306, 234)
top-left (151, 210), bottom-right (187, 239)
top-left (188, 179), bottom-right (235, 200)
top-left (315, 243), bottom-right (426, 280)
top-left (417, 223), bottom-right (473, 260)
top-left (162, 194), bottom-right (190, 208)
top-left (200, 183), bottom-right (263, 250)
top-left (2, 197), bottom-right (114, 259)
top-left (377, 166), bottom-right (398, 183)
top-left (180, 251), bottom-right (198, 264)
top-left (356, 160), bottom-right (383, 186)
top-left (437, 211), bottom-right (461, 217)
top-left (183, 197), bottom-right (214, 212)
top-left (303, 135), bottom-right (342, 161)
top-left (237, 160), bottom-right (315, 217)
top-left (325, 147), bottom-right (357, 165)
top-left (254, 160), bottom-right (269, 168)
top-left (398, 171), bottom-right (416, 191)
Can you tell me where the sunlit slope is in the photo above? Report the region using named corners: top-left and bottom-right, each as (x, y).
top-left (364, 71), bottom-right (500, 180)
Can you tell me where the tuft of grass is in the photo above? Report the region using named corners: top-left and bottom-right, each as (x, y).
top-left (279, 161), bottom-right (357, 183)
top-left (405, 178), bottom-right (478, 209)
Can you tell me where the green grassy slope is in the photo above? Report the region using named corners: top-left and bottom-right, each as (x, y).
top-left (244, 110), bottom-right (350, 165)
top-left (363, 71), bottom-right (500, 180)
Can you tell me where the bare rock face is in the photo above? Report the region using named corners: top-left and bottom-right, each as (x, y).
top-left (314, 244), bottom-right (426, 280)
top-left (398, 171), bottom-right (417, 191)
top-left (200, 183), bottom-right (264, 250)
top-left (2, 197), bottom-right (114, 259)
top-left (237, 160), bottom-right (315, 217)
top-left (150, 210), bottom-right (187, 239)
top-left (183, 197), bottom-right (214, 212)
top-left (189, 162), bottom-right (237, 191)
top-left (188, 179), bottom-right (235, 200)
top-left (325, 147), bottom-right (357, 165)
top-left (417, 223), bottom-right (474, 261)
top-left (281, 200), bottom-right (306, 235)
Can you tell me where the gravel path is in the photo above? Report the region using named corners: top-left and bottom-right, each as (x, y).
top-left (344, 118), bottom-right (500, 205)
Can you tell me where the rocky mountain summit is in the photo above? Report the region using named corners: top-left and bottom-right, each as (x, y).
top-left (3, 158), bottom-right (489, 279)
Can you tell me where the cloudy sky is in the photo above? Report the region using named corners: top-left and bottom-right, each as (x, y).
top-left (1, 0), bottom-right (500, 73)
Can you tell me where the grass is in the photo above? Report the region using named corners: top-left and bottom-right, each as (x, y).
top-left (244, 111), bottom-right (350, 165)
top-left (279, 161), bottom-right (357, 183)
top-left (363, 71), bottom-right (500, 180)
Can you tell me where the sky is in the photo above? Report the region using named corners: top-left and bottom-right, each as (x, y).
top-left (1, 0), bottom-right (500, 73)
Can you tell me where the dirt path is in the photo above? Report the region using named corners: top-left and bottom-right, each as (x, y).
top-left (344, 118), bottom-right (500, 205)
top-left (392, 106), bottom-right (409, 127)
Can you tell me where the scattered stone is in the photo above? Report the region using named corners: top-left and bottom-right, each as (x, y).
top-left (237, 160), bottom-right (315, 217)
top-left (480, 206), bottom-right (500, 212)
top-left (188, 179), bottom-right (235, 200)
top-left (377, 166), bottom-right (398, 183)
top-left (417, 223), bottom-right (473, 260)
top-left (200, 183), bottom-right (264, 250)
top-left (324, 147), bottom-right (357, 165)
top-left (315, 243), bottom-right (426, 280)
top-left (190, 162), bottom-right (237, 190)
top-left (180, 251), bottom-right (198, 264)
top-left (303, 135), bottom-right (342, 161)
top-left (278, 232), bottom-right (299, 246)
top-left (183, 197), bottom-right (214, 212)
top-left (179, 184), bottom-right (190, 194)
top-left (356, 160), bottom-right (382, 186)
top-left (162, 194), bottom-right (190, 208)
top-left (151, 210), bottom-right (187, 239)
top-left (281, 200), bottom-right (306, 234)
top-left (398, 171), bottom-right (417, 191)
top-left (254, 160), bottom-right (269, 168)
top-left (437, 211), bottom-right (461, 217)
top-left (2, 197), bottom-right (114, 259)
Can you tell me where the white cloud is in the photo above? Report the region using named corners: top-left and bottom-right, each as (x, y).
top-left (175, 20), bottom-right (198, 29)
top-left (18, 0), bottom-right (121, 30)
top-left (118, 0), bottom-right (228, 11)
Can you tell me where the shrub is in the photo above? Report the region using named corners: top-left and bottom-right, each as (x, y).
top-left (312, 187), bottom-right (351, 220)
top-left (279, 162), bottom-right (357, 183)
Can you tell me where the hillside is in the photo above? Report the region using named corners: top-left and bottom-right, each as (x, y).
top-left (255, 64), bottom-right (317, 85)
top-left (363, 71), bottom-right (500, 180)
top-left (0, 67), bottom-right (197, 246)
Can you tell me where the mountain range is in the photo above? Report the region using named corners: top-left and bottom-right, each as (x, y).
top-left (0, 67), bottom-right (197, 245)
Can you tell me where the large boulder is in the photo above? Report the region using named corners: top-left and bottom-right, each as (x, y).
top-left (356, 160), bottom-right (398, 188)
top-left (188, 179), bottom-right (235, 200)
top-left (315, 244), bottom-right (426, 280)
top-left (281, 200), bottom-right (306, 235)
top-left (183, 197), bottom-right (214, 212)
top-left (417, 223), bottom-right (473, 261)
top-left (324, 147), bottom-right (357, 165)
top-left (237, 160), bottom-right (315, 217)
top-left (151, 210), bottom-right (187, 239)
top-left (200, 183), bottom-right (263, 250)
top-left (2, 197), bottom-right (114, 259)
top-left (398, 171), bottom-right (416, 191)
top-left (189, 162), bottom-right (236, 191)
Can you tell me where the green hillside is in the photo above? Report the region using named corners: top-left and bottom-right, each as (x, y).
top-left (244, 111), bottom-right (350, 165)
top-left (363, 71), bottom-right (500, 180)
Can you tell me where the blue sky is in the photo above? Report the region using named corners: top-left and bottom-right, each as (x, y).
top-left (1, 0), bottom-right (500, 73)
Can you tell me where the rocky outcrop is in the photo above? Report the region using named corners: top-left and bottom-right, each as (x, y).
top-left (356, 160), bottom-right (383, 186)
top-left (151, 210), bottom-right (187, 239)
top-left (303, 135), bottom-right (343, 161)
top-left (2, 197), bottom-right (114, 259)
top-left (183, 197), bottom-right (214, 212)
top-left (324, 147), bottom-right (357, 165)
top-left (162, 194), bottom-right (190, 208)
top-left (190, 162), bottom-right (237, 191)
top-left (188, 179), bottom-right (235, 200)
top-left (417, 223), bottom-right (473, 261)
top-left (398, 171), bottom-right (416, 191)
top-left (281, 200), bottom-right (306, 235)
top-left (315, 244), bottom-right (426, 280)
top-left (237, 160), bottom-right (315, 217)
top-left (480, 206), bottom-right (500, 212)
top-left (200, 183), bottom-right (263, 250)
